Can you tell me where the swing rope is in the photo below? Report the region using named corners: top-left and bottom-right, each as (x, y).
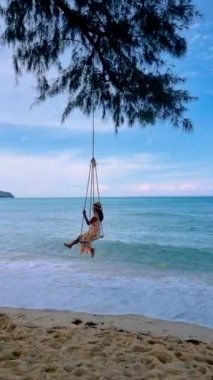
top-left (80, 61), bottom-right (103, 239)
top-left (80, 158), bottom-right (103, 238)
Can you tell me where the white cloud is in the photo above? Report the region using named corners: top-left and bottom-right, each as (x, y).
top-left (0, 152), bottom-right (88, 197)
top-left (181, 71), bottom-right (198, 78)
top-left (124, 181), bottom-right (212, 196)
top-left (0, 151), bottom-right (212, 197)
top-left (190, 33), bottom-right (201, 44)
top-left (190, 23), bottom-right (200, 30)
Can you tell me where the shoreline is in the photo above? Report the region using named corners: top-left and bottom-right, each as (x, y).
top-left (1, 307), bottom-right (213, 379)
top-left (1, 306), bottom-right (213, 343)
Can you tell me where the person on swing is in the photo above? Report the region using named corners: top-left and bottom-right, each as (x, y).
top-left (64, 202), bottom-right (104, 257)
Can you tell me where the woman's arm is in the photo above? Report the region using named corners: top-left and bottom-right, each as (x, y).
top-left (83, 210), bottom-right (90, 225)
top-left (83, 210), bottom-right (97, 225)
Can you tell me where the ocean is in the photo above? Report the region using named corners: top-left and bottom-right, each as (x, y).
top-left (0, 197), bottom-right (213, 328)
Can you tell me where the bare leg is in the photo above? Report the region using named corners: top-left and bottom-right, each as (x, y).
top-left (64, 236), bottom-right (80, 249)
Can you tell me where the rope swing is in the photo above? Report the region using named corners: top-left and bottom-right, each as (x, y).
top-left (80, 90), bottom-right (104, 240)
top-left (64, 84), bottom-right (103, 255)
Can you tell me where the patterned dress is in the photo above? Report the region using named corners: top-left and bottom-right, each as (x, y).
top-left (80, 212), bottom-right (101, 254)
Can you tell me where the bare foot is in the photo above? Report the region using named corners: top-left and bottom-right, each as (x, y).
top-left (91, 248), bottom-right (95, 258)
top-left (64, 243), bottom-right (72, 249)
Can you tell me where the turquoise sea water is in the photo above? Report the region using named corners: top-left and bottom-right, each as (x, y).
top-left (0, 197), bottom-right (213, 328)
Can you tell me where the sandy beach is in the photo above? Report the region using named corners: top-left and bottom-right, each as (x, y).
top-left (0, 307), bottom-right (212, 379)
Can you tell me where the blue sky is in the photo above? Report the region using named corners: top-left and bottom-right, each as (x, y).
top-left (0, 0), bottom-right (213, 197)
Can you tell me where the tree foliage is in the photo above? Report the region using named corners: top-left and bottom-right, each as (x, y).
top-left (0, 0), bottom-right (199, 130)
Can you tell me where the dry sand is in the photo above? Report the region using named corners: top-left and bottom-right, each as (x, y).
top-left (0, 307), bottom-right (212, 379)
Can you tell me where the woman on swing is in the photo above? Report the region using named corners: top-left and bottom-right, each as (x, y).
top-left (64, 202), bottom-right (104, 257)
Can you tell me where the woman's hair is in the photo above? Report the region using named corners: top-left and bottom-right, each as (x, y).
top-left (94, 202), bottom-right (104, 222)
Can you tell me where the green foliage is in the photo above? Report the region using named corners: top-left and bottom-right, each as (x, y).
top-left (0, 0), bottom-right (199, 130)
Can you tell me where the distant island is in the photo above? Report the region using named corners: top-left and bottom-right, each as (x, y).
top-left (0, 191), bottom-right (15, 198)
